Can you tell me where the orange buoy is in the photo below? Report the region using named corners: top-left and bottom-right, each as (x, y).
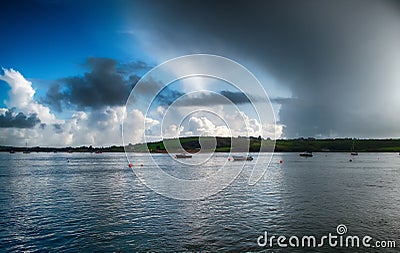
top-left (128, 163), bottom-right (133, 168)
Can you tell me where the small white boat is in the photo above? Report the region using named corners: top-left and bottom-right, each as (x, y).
top-left (350, 138), bottom-right (358, 155)
top-left (23, 141), bottom-right (30, 154)
top-left (232, 155), bottom-right (253, 161)
top-left (299, 151), bottom-right (313, 157)
top-left (175, 154), bottom-right (192, 159)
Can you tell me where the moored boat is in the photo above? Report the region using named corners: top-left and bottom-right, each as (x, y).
top-left (175, 154), bottom-right (192, 159)
top-left (350, 138), bottom-right (358, 155)
top-left (232, 155), bottom-right (253, 161)
top-left (23, 141), bottom-right (30, 154)
top-left (299, 151), bottom-right (313, 157)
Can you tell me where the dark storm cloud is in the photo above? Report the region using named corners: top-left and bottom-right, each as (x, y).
top-left (0, 108), bottom-right (41, 128)
top-left (117, 61), bottom-right (152, 75)
top-left (44, 57), bottom-right (144, 111)
top-left (220, 91), bottom-right (252, 104)
top-left (43, 83), bottom-right (64, 112)
top-left (129, 0), bottom-right (400, 138)
top-left (52, 123), bottom-right (63, 134)
top-left (151, 89), bottom-right (262, 107)
top-left (269, 97), bottom-right (291, 105)
top-left (129, 77), bottom-right (186, 106)
top-left (174, 90), bottom-right (259, 107)
top-left (155, 88), bottom-right (185, 106)
top-left (151, 87), bottom-right (291, 107)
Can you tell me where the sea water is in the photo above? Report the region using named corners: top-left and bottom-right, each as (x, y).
top-left (0, 153), bottom-right (399, 252)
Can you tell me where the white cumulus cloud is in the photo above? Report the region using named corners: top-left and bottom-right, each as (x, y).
top-left (0, 68), bottom-right (60, 124)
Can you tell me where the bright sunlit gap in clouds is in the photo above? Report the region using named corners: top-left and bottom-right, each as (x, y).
top-left (143, 76), bottom-right (282, 141)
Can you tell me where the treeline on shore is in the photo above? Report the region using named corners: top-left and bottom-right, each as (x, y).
top-left (0, 145), bottom-right (123, 153)
top-left (136, 137), bottom-right (400, 152)
top-left (2, 137), bottom-right (400, 153)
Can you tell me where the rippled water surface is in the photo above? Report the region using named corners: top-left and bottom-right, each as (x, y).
top-left (0, 152), bottom-right (399, 252)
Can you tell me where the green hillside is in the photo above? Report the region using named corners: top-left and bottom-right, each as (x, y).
top-left (132, 137), bottom-right (400, 153)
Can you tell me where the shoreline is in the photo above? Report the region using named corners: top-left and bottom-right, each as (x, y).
top-left (1, 150), bottom-right (399, 154)
top-left (2, 137), bottom-right (400, 153)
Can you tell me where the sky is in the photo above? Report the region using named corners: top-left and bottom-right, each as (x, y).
top-left (1, 0), bottom-right (400, 146)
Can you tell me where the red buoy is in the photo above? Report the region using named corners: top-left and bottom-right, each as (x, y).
top-left (279, 160), bottom-right (283, 164)
top-left (128, 163), bottom-right (133, 168)
top-left (228, 157), bottom-right (231, 161)
top-left (140, 164), bottom-right (143, 167)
